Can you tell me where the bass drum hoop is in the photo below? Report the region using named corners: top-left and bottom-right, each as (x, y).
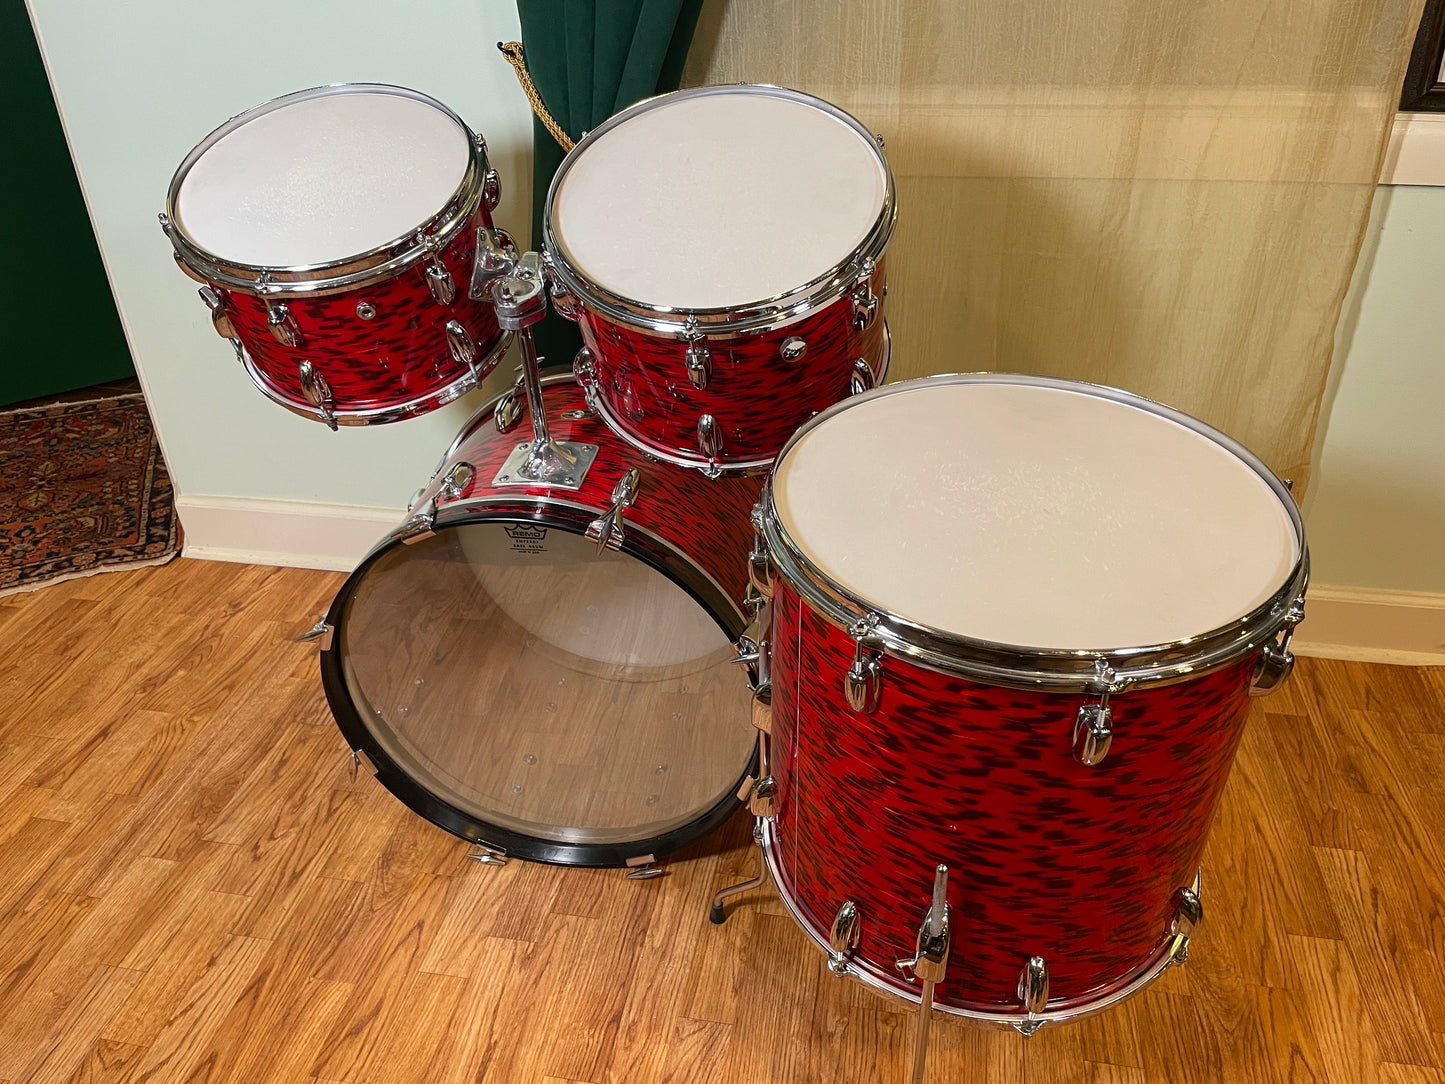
top-left (318, 486), bottom-right (755, 868)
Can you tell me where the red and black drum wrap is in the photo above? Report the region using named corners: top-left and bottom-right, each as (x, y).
top-left (575, 265), bottom-right (888, 467)
top-left (217, 213), bottom-right (506, 419)
top-left (766, 575), bottom-right (1259, 1010)
top-left (424, 379), bottom-right (762, 618)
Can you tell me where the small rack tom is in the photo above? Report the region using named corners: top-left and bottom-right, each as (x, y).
top-left (163, 83), bottom-right (510, 427)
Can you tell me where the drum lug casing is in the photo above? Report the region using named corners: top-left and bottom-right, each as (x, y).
top-left (828, 900), bottom-right (862, 974)
top-left (1014, 956), bottom-right (1051, 1036)
top-left (682, 315), bottom-right (711, 390)
top-left (266, 300), bottom-right (302, 348)
top-left (1072, 660), bottom-right (1130, 766)
top-left (851, 257), bottom-right (880, 331)
top-left (399, 496), bottom-right (437, 543)
top-left (844, 613), bottom-right (885, 714)
top-left (197, 284), bottom-right (236, 339)
top-left (697, 415), bottom-right (724, 478)
top-left (1250, 598), bottom-right (1305, 696)
top-left (849, 357), bottom-right (877, 396)
top-left (446, 320), bottom-right (479, 377)
top-left (748, 775), bottom-right (776, 818)
top-left (437, 462), bottom-right (475, 503)
top-left (297, 360), bottom-right (337, 431)
top-left (418, 228), bottom-right (457, 306)
top-left (493, 371), bottom-right (527, 432)
top-left (1168, 869), bottom-right (1205, 962)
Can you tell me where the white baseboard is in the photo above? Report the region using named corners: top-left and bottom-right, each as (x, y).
top-left (1294, 584), bottom-right (1445, 666)
top-left (1380, 112), bottom-right (1445, 187)
top-left (175, 494), bottom-right (405, 572)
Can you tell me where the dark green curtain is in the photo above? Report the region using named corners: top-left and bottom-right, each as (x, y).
top-left (516, 0), bottom-right (705, 369)
top-left (1, 0), bottom-right (133, 405)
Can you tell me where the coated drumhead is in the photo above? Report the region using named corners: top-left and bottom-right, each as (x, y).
top-left (327, 521), bottom-right (755, 859)
top-left (549, 87), bottom-right (887, 309)
top-left (174, 86), bottom-right (470, 267)
top-left (772, 377), bottom-right (1299, 651)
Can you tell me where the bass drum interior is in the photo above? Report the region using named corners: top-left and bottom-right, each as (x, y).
top-left (321, 518), bottom-right (757, 866)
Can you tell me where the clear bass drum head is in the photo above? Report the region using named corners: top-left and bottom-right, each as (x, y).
top-left (322, 520), bottom-right (756, 865)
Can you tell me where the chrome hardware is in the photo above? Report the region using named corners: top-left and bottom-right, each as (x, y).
top-left (682, 316), bottom-right (712, 389)
top-left (697, 415), bottom-right (724, 478)
top-left (585, 468), bottom-right (641, 552)
top-left (896, 865), bottom-right (951, 1084)
top-left (875, 132), bottom-right (886, 148)
top-left (297, 360), bottom-right (337, 430)
top-left (355, 300), bottom-right (376, 320)
top-left (573, 347), bottom-right (600, 409)
top-left (780, 336), bottom-right (808, 362)
top-left (293, 616), bottom-right (333, 650)
top-left (544, 252), bottom-right (582, 321)
top-left (828, 901), bottom-right (862, 975)
top-left (494, 371), bottom-right (527, 432)
top-left (1015, 956), bottom-right (1051, 1036)
top-left (468, 847), bottom-right (508, 866)
top-left (625, 855), bottom-right (664, 880)
top-left (1072, 659), bottom-right (1130, 766)
top-left (266, 300), bottom-right (302, 348)
top-left (469, 226), bottom-right (520, 299)
top-left (849, 357), bottom-right (877, 396)
top-left (438, 462), bottom-right (475, 503)
top-left (197, 285), bottom-right (236, 339)
top-left (844, 613), bottom-right (885, 714)
top-left (1283, 478), bottom-right (1295, 492)
top-left (425, 263), bottom-right (456, 306)
top-left (1169, 869), bottom-right (1205, 963)
top-left (488, 250), bottom-right (599, 488)
top-left (482, 167), bottom-right (502, 212)
top-left (445, 319), bottom-right (479, 376)
top-left (851, 258), bottom-right (879, 331)
top-left (709, 818), bottom-right (767, 925)
top-left (685, 342), bottom-right (712, 389)
top-left (348, 749), bottom-right (360, 784)
top-left (417, 228), bottom-right (457, 306)
top-left (747, 776), bottom-right (776, 818)
top-left (748, 540), bottom-right (774, 598)
top-left (399, 496), bottom-right (437, 543)
top-left (1250, 598), bottom-right (1305, 697)
top-left (733, 598), bottom-right (772, 694)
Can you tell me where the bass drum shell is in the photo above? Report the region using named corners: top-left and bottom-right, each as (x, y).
top-left (319, 378), bottom-right (763, 865)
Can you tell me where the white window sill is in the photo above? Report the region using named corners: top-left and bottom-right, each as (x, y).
top-left (1380, 112), bottom-right (1445, 185)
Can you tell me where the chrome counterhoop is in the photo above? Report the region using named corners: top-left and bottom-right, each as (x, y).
top-left (542, 83), bottom-right (897, 337)
top-left (760, 372), bottom-right (1310, 694)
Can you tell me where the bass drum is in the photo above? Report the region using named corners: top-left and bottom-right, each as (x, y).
top-left (318, 376), bottom-right (762, 866)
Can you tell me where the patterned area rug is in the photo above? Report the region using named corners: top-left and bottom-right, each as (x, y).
top-left (1, 392), bottom-right (180, 597)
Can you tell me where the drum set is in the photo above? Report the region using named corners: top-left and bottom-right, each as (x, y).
top-left (163, 81), bottom-right (1309, 1082)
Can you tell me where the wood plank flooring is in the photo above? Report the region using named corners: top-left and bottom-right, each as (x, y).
top-left (1, 557), bottom-right (1441, 1083)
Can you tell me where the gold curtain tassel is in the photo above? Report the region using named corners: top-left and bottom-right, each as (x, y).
top-left (497, 41), bottom-right (575, 152)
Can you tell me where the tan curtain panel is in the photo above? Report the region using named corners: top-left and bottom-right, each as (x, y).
top-left (684, 0), bottom-right (1422, 489)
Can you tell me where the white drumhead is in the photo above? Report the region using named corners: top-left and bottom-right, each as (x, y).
top-left (773, 379), bottom-right (1299, 651)
top-left (550, 88), bottom-right (887, 309)
top-left (175, 87), bottom-right (470, 267)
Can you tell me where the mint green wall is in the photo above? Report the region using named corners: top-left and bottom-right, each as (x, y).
top-left (26, 0), bottom-right (530, 508)
top-left (1305, 186), bottom-right (1445, 595)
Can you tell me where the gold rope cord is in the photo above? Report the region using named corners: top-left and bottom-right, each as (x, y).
top-left (498, 41), bottom-right (574, 152)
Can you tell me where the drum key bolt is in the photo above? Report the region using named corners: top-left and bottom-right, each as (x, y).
top-left (844, 613), bottom-right (886, 714)
top-left (257, 275), bottom-right (304, 348)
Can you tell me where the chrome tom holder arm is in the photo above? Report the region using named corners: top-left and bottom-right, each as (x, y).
top-left (479, 238), bottom-right (598, 490)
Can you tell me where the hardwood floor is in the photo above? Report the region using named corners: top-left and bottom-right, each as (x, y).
top-left (0, 556), bottom-right (1441, 1083)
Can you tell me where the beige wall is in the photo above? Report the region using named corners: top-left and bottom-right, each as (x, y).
top-left (1305, 186), bottom-right (1445, 596)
